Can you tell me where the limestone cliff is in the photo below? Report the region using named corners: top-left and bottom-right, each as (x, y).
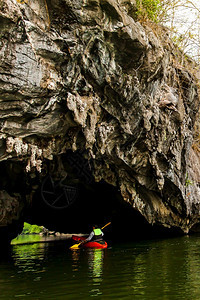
top-left (0, 0), bottom-right (200, 242)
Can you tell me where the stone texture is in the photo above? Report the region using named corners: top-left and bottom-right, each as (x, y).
top-left (0, 0), bottom-right (200, 240)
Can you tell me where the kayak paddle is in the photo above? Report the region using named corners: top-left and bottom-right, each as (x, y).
top-left (69, 222), bottom-right (111, 250)
top-left (101, 221), bottom-right (111, 230)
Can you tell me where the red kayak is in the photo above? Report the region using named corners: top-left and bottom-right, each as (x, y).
top-left (81, 240), bottom-right (107, 249)
top-left (72, 235), bottom-right (108, 249)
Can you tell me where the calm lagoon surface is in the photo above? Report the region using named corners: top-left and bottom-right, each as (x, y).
top-left (1, 235), bottom-right (200, 299)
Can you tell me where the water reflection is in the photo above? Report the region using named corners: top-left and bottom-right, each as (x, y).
top-left (0, 242), bottom-right (48, 299)
top-left (88, 249), bottom-right (104, 297)
top-left (115, 237), bottom-right (200, 299)
top-left (12, 242), bottom-right (46, 274)
top-left (71, 249), bottom-right (80, 272)
top-left (71, 248), bottom-right (105, 297)
top-left (2, 235), bottom-right (200, 299)
top-left (88, 249), bottom-right (104, 280)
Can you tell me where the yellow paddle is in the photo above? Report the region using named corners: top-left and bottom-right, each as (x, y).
top-left (101, 221), bottom-right (111, 230)
top-left (70, 222), bottom-right (111, 250)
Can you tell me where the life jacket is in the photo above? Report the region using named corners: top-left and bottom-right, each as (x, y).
top-left (93, 228), bottom-right (103, 240)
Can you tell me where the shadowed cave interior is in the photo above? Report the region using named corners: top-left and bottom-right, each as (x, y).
top-left (27, 150), bottom-right (180, 241)
top-left (0, 150), bottom-right (182, 245)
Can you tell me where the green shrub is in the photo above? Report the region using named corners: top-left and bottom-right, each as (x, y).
top-left (22, 222), bottom-right (43, 234)
top-left (136, 0), bottom-right (162, 22)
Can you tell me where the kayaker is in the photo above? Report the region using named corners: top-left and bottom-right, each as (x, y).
top-left (84, 225), bottom-right (104, 243)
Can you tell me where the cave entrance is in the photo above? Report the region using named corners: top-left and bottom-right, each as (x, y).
top-left (30, 178), bottom-right (154, 240)
top-left (0, 151), bottom-right (177, 245)
top-left (27, 150), bottom-right (160, 241)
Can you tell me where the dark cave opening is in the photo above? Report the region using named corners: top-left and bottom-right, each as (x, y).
top-left (24, 149), bottom-right (158, 240)
top-left (0, 151), bottom-right (183, 246)
top-left (28, 178), bottom-right (177, 241)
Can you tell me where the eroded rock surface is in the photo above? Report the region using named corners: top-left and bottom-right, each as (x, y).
top-left (0, 0), bottom-right (200, 241)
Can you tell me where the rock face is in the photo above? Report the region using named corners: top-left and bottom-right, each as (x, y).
top-left (0, 0), bottom-right (200, 241)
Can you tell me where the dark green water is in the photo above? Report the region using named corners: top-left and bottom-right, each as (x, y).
top-left (2, 235), bottom-right (200, 299)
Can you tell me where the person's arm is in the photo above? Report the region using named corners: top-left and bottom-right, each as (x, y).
top-left (84, 231), bottom-right (94, 242)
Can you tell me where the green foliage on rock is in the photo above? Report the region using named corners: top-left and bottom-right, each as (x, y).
top-left (136, 0), bottom-right (162, 22)
top-left (185, 173), bottom-right (193, 187)
top-left (22, 222), bottom-right (43, 234)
